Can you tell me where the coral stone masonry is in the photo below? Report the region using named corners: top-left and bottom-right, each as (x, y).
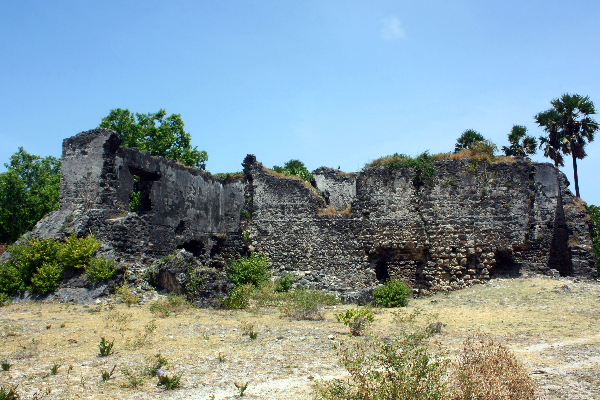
top-left (28, 129), bottom-right (597, 302)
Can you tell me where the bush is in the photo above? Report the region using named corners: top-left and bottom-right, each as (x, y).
top-left (335, 308), bottom-right (375, 336)
top-left (373, 278), bottom-right (410, 308)
top-left (30, 262), bottom-right (63, 294)
top-left (281, 288), bottom-right (339, 321)
top-left (150, 294), bottom-right (188, 317)
top-left (226, 252), bottom-right (270, 288)
top-left (315, 330), bottom-right (451, 400)
top-left (452, 335), bottom-right (539, 399)
top-left (59, 234), bottom-right (99, 269)
top-left (0, 262), bottom-right (24, 294)
top-left (274, 273), bottom-right (294, 292)
top-left (114, 282), bottom-right (140, 306)
top-left (219, 284), bottom-right (252, 309)
top-left (86, 258), bottom-right (116, 284)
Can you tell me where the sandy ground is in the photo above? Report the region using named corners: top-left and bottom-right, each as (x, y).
top-left (1, 275), bottom-right (599, 399)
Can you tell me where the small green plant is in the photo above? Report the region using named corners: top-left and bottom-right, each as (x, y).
top-left (219, 284), bottom-right (252, 309)
top-left (274, 273), bottom-right (294, 293)
top-left (45, 325), bottom-right (51, 330)
top-left (60, 323), bottom-right (65, 328)
top-left (149, 294), bottom-right (188, 318)
top-left (335, 308), bottom-right (375, 336)
top-left (114, 282), bottom-right (140, 306)
top-left (121, 367), bottom-right (144, 389)
top-left (86, 258), bottom-right (116, 284)
top-left (234, 381), bottom-right (250, 396)
top-left (101, 365), bottom-right (116, 381)
top-left (1, 361), bottom-right (11, 371)
top-left (50, 362), bottom-right (61, 375)
top-left (226, 252), bottom-right (271, 288)
top-left (481, 187), bottom-right (488, 196)
top-left (144, 354), bottom-right (171, 376)
top-left (0, 385), bottom-right (19, 400)
top-left (98, 337), bottom-right (114, 357)
top-left (218, 353), bottom-right (226, 363)
top-left (240, 321), bottom-right (258, 340)
top-left (373, 278), bottom-right (410, 308)
top-left (242, 230), bottom-right (250, 241)
top-left (156, 371), bottom-right (182, 390)
top-left (281, 288), bottom-right (339, 321)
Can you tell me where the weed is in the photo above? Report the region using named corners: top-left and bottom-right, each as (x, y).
top-left (274, 273), bottom-right (294, 292)
top-left (86, 258), bottom-right (116, 284)
top-left (452, 335), bottom-right (539, 399)
top-left (144, 354), bottom-right (171, 376)
top-left (335, 308), bottom-right (375, 336)
top-left (1, 361), bottom-right (11, 371)
top-left (98, 337), bottom-right (114, 357)
top-left (0, 385), bottom-right (19, 400)
top-left (373, 278), bottom-right (410, 308)
top-left (156, 370), bottom-right (182, 390)
top-left (50, 362), bottom-right (61, 375)
top-left (315, 329), bottom-right (450, 400)
top-left (101, 365), bottom-right (116, 381)
top-left (150, 294), bottom-right (188, 318)
top-left (219, 284), bottom-right (252, 310)
top-left (234, 381), bottom-right (249, 396)
top-left (60, 323), bottom-right (65, 328)
top-left (45, 325), bottom-right (51, 330)
top-left (242, 230), bottom-right (251, 241)
top-left (218, 353), bottom-right (226, 363)
top-left (281, 288), bottom-right (339, 321)
top-left (114, 282), bottom-right (140, 306)
top-left (240, 321), bottom-right (258, 339)
top-left (120, 367), bottom-right (144, 389)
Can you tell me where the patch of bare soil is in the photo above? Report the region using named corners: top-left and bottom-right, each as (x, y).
top-left (1, 275), bottom-right (599, 399)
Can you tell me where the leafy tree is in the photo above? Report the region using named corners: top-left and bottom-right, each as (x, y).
top-left (455, 129), bottom-right (484, 152)
top-left (0, 148), bottom-right (61, 244)
top-left (99, 108), bottom-right (208, 170)
top-left (502, 125), bottom-right (537, 157)
top-left (535, 108), bottom-right (564, 167)
top-left (272, 159), bottom-right (314, 184)
top-left (535, 94), bottom-right (599, 198)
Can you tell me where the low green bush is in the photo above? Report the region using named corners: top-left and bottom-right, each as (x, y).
top-left (0, 234), bottom-right (103, 296)
top-left (335, 308), bottom-right (375, 336)
top-left (226, 252), bottom-right (270, 288)
top-left (373, 278), bottom-right (410, 308)
top-left (281, 288), bottom-right (339, 320)
top-left (219, 284), bottom-right (252, 309)
top-left (86, 258), bottom-right (116, 284)
top-left (274, 273), bottom-right (294, 293)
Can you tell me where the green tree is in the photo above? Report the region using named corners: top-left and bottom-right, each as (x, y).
top-left (535, 108), bottom-right (565, 168)
top-left (0, 148), bottom-right (61, 244)
top-left (535, 94), bottom-right (599, 198)
top-left (272, 159), bottom-right (314, 184)
top-left (502, 125), bottom-right (537, 157)
top-left (455, 129), bottom-right (484, 152)
top-left (99, 108), bottom-right (208, 170)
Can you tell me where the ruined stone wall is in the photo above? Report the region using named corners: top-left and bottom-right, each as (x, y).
top-left (29, 129), bottom-right (597, 300)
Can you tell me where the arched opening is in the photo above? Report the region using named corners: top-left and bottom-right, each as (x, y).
top-left (375, 260), bottom-right (389, 283)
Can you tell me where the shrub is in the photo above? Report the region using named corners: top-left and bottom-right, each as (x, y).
top-left (30, 261), bottom-right (63, 294)
top-left (226, 252), bottom-right (270, 288)
top-left (0, 263), bottom-right (24, 294)
top-left (335, 308), bottom-right (375, 336)
top-left (219, 284), bottom-right (252, 309)
top-left (452, 335), bottom-right (539, 400)
top-left (373, 278), bottom-right (410, 308)
top-left (157, 372), bottom-right (182, 390)
top-left (114, 282), bottom-right (140, 306)
top-left (274, 273), bottom-right (294, 292)
top-left (59, 234), bottom-right (99, 269)
top-left (272, 159), bottom-right (314, 184)
top-left (86, 258), bottom-right (116, 284)
top-left (315, 330), bottom-right (451, 400)
top-left (150, 294), bottom-right (188, 317)
top-left (144, 353), bottom-right (171, 376)
top-left (367, 152), bottom-right (436, 186)
top-left (98, 337), bottom-right (114, 356)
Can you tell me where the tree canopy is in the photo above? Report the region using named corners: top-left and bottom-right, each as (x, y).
top-left (272, 159), bottom-right (314, 184)
top-left (535, 94), bottom-right (598, 198)
top-left (99, 108), bottom-right (208, 170)
top-left (455, 129), bottom-right (484, 152)
top-left (0, 148), bottom-right (61, 244)
top-left (501, 125), bottom-right (537, 157)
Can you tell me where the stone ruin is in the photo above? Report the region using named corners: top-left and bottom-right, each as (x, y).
top-left (26, 128), bottom-right (597, 304)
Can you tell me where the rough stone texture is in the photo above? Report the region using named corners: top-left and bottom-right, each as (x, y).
top-left (23, 129), bottom-right (597, 303)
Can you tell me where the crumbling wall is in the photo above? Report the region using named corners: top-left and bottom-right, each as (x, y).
top-left (27, 129), bottom-right (597, 302)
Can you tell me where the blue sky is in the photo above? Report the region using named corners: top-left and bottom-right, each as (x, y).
top-left (1, 0), bottom-right (599, 205)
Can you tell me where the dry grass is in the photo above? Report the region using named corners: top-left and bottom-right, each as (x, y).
top-left (317, 205), bottom-right (352, 216)
top-left (452, 335), bottom-right (539, 400)
top-left (367, 153), bottom-right (412, 168)
top-left (262, 166), bottom-right (317, 192)
top-left (336, 171), bottom-right (356, 179)
top-left (0, 276), bottom-right (599, 399)
top-left (432, 150), bottom-right (516, 164)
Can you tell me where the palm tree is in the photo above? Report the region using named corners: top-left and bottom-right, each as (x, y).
top-left (534, 94), bottom-right (599, 198)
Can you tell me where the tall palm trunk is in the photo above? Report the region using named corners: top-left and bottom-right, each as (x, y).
top-left (572, 152), bottom-right (580, 198)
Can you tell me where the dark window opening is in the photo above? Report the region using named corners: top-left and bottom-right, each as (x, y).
top-left (128, 167), bottom-right (160, 214)
top-left (375, 260), bottom-right (389, 282)
top-left (175, 220), bottom-right (186, 234)
top-left (177, 240), bottom-right (205, 258)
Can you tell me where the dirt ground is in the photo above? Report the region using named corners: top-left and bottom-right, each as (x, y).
top-left (1, 275), bottom-right (599, 399)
